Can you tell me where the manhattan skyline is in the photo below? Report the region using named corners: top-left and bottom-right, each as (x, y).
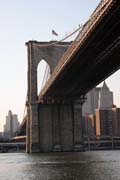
top-left (0, 0), bottom-right (120, 131)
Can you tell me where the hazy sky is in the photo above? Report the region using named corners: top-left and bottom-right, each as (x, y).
top-left (0, 0), bottom-right (120, 131)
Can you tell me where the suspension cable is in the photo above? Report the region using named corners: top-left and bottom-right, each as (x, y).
top-left (32, 25), bottom-right (83, 47)
top-left (32, 0), bottom-right (110, 48)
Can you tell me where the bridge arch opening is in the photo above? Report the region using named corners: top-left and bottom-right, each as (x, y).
top-left (37, 59), bottom-right (50, 95)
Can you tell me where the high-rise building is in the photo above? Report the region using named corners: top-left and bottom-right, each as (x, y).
top-left (83, 114), bottom-right (96, 136)
top-left (4, 110), bottom-right (20, 139)
top-left (96, 107), bottom-right (120, 137)
top-left (12, 114), bottom-right (20, 133)
top-left (95, 82), bottom-right (114, 136)
top-left (82, 87), bottom-right (100, 115)
top-left (82, 81), bottom-right (113, 115)
top-left (98, 82), bottom-right (113, 109)
top-left (111, 107), bottom-right (120, 136)
top-left (96, 109), bottom-right (113, 136)
top-left (83, 82), bottom-right (115, 137)
top-left (4, 110), bottom-right (13, 139)
top-left (0, 132), bottom-right (3, 141)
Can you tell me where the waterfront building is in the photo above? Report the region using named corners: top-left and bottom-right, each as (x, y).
top-left (4, 110), bottom-right (13, 139)
top-left (98, 81), bottom-right (113, 109)
top-left (111, 107), bottom-right (120, 136)
top-left (12, 114), bottom-right (20, 133)
top-left (95, 82), bottom-right (114, 136)
top-left (82, 87), bottom-right (100, 115)
top-left (82, 81), bottom-right (113, 115)
top-left (83, 114), bottom-right (96, 136)
top-left (96, 109), bottom-right (113, 136)
top-left (2, 132), bottom-right (9, 141)
top-left (0, 132), bottom-right (3, 141)
top-left (4, 110), bottom-right (20, 139)
top-left (96, 107), bottom-right (120, 137)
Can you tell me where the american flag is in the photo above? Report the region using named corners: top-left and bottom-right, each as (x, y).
top-left (52, 30), bottom-right (58, 36)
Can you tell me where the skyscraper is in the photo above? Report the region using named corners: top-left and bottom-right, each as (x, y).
top-left (111, 107), bottom-right (120, 136)
top-left (95, 107), bottom-right (120, 137)
top-left (4, 110), bottom-right (13, 139)
top-left (4, 110), bottom-right (20, 139)
top-left (82, 82), bottom-right (113, 115)
top-left (82, 87), bottom-right (100, 115)
top-left (96, 109), bottom-right (113, 136)
top-left (98, 81), bottom-right (113, 109)
top-left (83, 114), bottom-right (96, 136)
top-left (83, 82), bottom-right (114, 137)
top-left (12, 114), bottom-right (20, 133)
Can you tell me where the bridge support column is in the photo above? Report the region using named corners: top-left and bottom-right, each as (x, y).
top-left (60, 103), bottom-right (73, 151)
top-left (52, 105), bottom-right (61, 152)
top-left (26, 105), bottom-right (31, 153)
top-left (26, 42), bottom-right (40, 153)
top-left (38, 102), bottom-right (73, 152)
top-left (38, 97), bottom-right (85, 153)
top-left (73, 99), bottom-right (84, 151)
top-left (30, 104), bottom-right (40, 153)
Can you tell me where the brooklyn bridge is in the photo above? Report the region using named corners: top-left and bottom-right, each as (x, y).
top-left (17, 0), bottom-right (120, 153)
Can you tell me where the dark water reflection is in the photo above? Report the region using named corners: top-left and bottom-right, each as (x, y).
top-left (0, 151), bottom-right (120, 180)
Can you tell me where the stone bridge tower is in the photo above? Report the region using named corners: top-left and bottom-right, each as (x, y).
top-left (26, 41), bottom-right (72, 153)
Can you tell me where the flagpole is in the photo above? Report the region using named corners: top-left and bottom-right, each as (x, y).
top-left (52, 33), bottom-right (53, 41)
top-left (51, 32), bottom-right (54, 41)
top-left (52, 30), bottom-right (58, 41)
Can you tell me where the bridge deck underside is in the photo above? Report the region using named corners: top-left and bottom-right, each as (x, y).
top-left (40, 1), bottom-right (120, 99)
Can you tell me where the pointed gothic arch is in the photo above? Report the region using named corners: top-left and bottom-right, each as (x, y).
top-left (37, 59), bottom-right (50, 95)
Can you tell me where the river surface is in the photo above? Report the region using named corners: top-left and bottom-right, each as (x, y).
top-left (0, 151), bottom-right (120, 180)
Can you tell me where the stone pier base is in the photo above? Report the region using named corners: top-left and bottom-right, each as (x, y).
top-left (26, 99), bottom-right (84, 153)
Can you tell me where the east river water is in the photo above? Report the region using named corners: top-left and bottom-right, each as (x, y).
top-left (0, 151), bottom-right (120, 180)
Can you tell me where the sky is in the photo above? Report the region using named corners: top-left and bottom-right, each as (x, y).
top-left (0, 0), bottom-right (120, 131)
